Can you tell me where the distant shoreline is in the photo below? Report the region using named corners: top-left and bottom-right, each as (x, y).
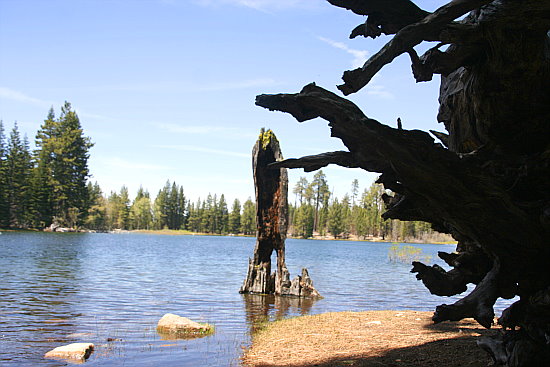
top-left (130, 229), bottom-right (457, 245)
top-left (0, 228), bottom-right (457, 245)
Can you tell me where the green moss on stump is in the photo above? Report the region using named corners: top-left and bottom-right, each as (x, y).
top-left (258, 128), bottom-right (277, 150)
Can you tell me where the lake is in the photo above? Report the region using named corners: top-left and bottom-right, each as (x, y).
top-left (0, 232), bottom-right (508, 366)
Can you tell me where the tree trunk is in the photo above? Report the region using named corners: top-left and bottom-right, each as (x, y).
top-left (240, 129), bottom-right (321, 299)
top-left (255, 1), bottom-right (550, 365)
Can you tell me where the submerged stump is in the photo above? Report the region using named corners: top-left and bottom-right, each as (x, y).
top-left (240, 129), bottom-right (320, 298)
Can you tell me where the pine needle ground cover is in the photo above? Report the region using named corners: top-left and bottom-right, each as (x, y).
top-left (243, 310), bottom-right (494, 367)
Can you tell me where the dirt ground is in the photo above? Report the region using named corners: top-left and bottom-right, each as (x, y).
top-left (242, 310), bottom-right (497, 367)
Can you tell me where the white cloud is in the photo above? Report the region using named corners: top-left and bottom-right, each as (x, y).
top-left (365, 84), bottom-right (393, 99)
top-left (318, 37), bottom-right (369, 69)
top-left (0, 87), bottom-right (52, 108)
top-left (317, 37), bottom-right (393, 98)
top-left (194, 0), bottom-right (323, 12)
top-left (153, 144), bottom-right (249, 158)
top-left (155, 123), bottom-right (227, 134)
top-left (84, 78), bottom-right (279, 94)
top-left (154, 123), bottom-right (257, 139)
top-left (0, 87), bottom-right (115, 122)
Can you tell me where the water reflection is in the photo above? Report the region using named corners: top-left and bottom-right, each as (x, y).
top-left (157, 331), bottom-right (214, 341)
top-left (5, 233), bottom-right (499, 366)
top-left (1, 234), bottom-right (89, 364)
top-left (242, 294), bottom-right (317, 333)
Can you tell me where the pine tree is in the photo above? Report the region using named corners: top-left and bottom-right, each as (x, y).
top-left (351, 204), bottom-right (369, 239)
top-left (153, 184), bottom-right (168, 230)
top-left (310, 170), bottom-right (329, 233)
top-left (199, 199), bottom-right (208, 233)
top-left (340, 194), bottom-right (351, 238)
top-left (362, 183), bottom-right (386, 238)
top-left (294, 203), bottom-right (314, 238)
top-left (186, 199), bottom-right (202, 232)
top-left (154, 181), bottom-right (186, 230)
top-left (177, 186), bottom-right (186, 229)
top-left (218, 194), bottom-right (229, 234)
top-left (0, 121), bottom-right (8, 227)
top-left (56, 103), bottom-right (93, 225)
top-left (293, 177), bottom-right (309, 206)
top-left (167, 182), bottom-right (178, 229)
top-left (327, 198), bottom-right (343, 239)
top-left (201, 193), bottom-right (213, 233)
top-left (240, 198), bottom-right (256, 235)
top-left (4, 123), bottom-right (32, 228)
top-left (30, 108), bottom-right (56, 228)
top-left (228, 198), bottom-right (241, 234)
top-left (33, 103), bottom-right (93, 227)
top-left (351, 179), bottom-right (359, 206)
top-left (118, 186), bottom-right (130, 229)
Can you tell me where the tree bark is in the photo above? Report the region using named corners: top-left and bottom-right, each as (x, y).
top-left (255, 1), bottom-right (550, 365)
top-left (240, 129), bottom-right (321, 299)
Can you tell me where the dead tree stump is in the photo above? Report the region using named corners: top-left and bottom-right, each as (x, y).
top-left (240, 129), bottom-right (321, 299)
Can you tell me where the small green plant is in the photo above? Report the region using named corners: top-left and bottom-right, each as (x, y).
top-left (388, 244), bottom-right (432, 264)
top-left (251, 316), bottom-right (271, 335)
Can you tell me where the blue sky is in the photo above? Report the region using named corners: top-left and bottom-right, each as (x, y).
top-left (0, 0), bottom-right (446, 204)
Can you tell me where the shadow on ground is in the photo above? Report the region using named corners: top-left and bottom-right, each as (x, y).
top-left (249, 323), bottom-right (498, 367)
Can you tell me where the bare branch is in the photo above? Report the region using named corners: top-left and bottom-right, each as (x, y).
top-left (327, 0), bottom-right (429, 38)
top-left (255, 82), bottom-right (541, 264)
top-left (268, 151), bottom-right (359, 172)
top-left (337, 0), bottom-right (493, 95)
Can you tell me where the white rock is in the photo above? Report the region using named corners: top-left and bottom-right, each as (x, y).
top-left (44, 342), bottom-right (94, 361)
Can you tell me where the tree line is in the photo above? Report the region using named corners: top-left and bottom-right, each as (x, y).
top-left (84, 180), bottom-right (257, 235)
top-left (81, 172), bottom-right (445, 242)
top-left (288, 172), bottom-right (445, 242)
top-left (0, 105), bottom-right (447, 242)
top-left (0, 103), bottom-right (93, 229)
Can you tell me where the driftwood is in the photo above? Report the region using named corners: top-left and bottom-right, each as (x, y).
top-left (240, 129), bottom-right (320, 299)
top-left (256, 1), bottom-right (550, 365)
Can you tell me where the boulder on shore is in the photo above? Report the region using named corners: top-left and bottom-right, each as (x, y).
top-left (156, 313), bottom-right (214, 338)
top-left (44, 342), bottom-right (94, 361)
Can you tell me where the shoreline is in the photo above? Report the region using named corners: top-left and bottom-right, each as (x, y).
top-left (120, 229), bottom-right (457, 245)
top-left (0, 228), bottom-right (457, 245)
top-left (243, 310), bottom-right (493, 367)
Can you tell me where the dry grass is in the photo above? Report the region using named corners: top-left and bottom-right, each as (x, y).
top-left (242, 310), bottom-right (496, 367)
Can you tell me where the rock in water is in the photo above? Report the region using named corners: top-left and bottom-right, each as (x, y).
top-left (156, 313), bottom-right (214, 337)
top-left (44, 342), bottom-right (94, 361)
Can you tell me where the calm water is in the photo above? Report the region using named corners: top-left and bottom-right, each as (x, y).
top-left (0, 232), bottom-right (506, 366)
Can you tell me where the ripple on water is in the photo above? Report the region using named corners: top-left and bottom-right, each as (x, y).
top-left (0, 233), bottom-right (516, 366)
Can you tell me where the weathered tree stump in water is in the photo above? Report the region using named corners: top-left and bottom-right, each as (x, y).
top-left (240, 129), bottom-right (321, 298)
top-left (255, 1), bottom-right (549, 365)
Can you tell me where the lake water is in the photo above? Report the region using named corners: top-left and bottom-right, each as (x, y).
top-left (0, 232), bottom-right (510, 366)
